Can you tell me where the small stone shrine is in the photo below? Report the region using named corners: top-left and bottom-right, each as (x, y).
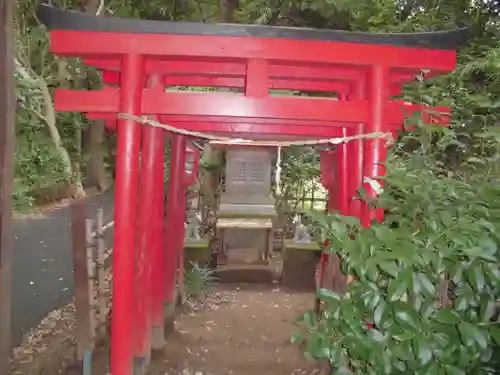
top-left (281, 213), bottom-right (320, 291)
top-left (184, 211), bottom-right (201, 242)
top-left (216, 145), bottom-right (277, 264)
top-left (219, 146), bottom-right (275, 217)
top-left (292, 214), bottom-right (311, 243)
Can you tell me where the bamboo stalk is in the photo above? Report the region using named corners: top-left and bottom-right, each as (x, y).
top-left (71, 200), bottom-right (93, 362)
top-left (95, 208), bottom-right (107, 338)
top-left (85, 218), bottom-right (97, 345)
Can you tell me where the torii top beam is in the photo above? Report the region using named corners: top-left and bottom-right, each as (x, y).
top-left (39, 5), bottom-right (466, 69)
top-left (38, 5), bottom-right (466, 142)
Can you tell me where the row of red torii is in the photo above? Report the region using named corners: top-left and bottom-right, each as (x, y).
top-left (39, 5), bottom-right (466, 375)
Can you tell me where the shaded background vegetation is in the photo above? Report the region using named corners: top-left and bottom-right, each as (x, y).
top-left (14, 0), bottom-right (500, 210)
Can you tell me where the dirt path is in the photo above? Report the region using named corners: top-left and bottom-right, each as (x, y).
top-left (151, 284), bottom-right (318, 375)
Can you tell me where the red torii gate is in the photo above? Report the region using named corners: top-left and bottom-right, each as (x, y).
top-left (38, 5), bottom-right (465, 375)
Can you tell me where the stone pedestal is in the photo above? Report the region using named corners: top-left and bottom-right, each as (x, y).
top-left (217, 217), bottom-right (273, 264)
top-left (281, 240), bottom-right (320, 291)
top-left (184, 238), bottom-right (210, 269)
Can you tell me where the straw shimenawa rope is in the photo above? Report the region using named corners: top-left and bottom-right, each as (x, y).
top-left (117, 113), bottom-right (394, 195)
top-left (117, 113), bottom-right (395, 147)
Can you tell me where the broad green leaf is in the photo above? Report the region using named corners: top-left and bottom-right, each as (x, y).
top-left (449, 263), bottom-right (465, 284)
top-left (418, 298), bottom-right (435, 320)
top-left (439, 211), bottom-right (454, 227)
top-left (465, 262), bottom-right (485, 292)
top-left (302, 311), bottom-right (316, 328)
top-left (378, 261), bottom-right (399, 277)
top-left (380, 350), bottom-right (392, 374)
top-left (484, 264), bottom-right (500, 287)
top-left (361, 290), bottom-right (381, 311)
top-left (477, 221), bottom-right (496, 235)
top-left (388, 270), bottom-right (411, 302)
top-left (340, 298), bottom-right (360, 323)
top-left (462, 246), bottom-right (484, 259)
top-left (374, 299), bottom-right (387, 327)
top-left (466, 157), bottom-right (485, 165)
top-left (342, 336), bottom-right (371, 361)
top-left (489, 325), bottom-right (500, 346)
top-left (415, 272), bottom-right (435, 296)
top-left (431, 320), bottom-right (462, 338)
top-left (340, 215), bottom-right (360, 227)
top-left (306, 334), bottom-right (325, 359)
top-left (454, 296), bottom-right (469, 312)
top-left (365, 264), bottom-right (380, 282)
top-left (458, 322), bottom-right (488, 349)
top-left (478, 237), bottom-right (498, 260)
top-left (335, 366), bottom-right (354, 375)
top-left (367, 328), bottom-right (387, 343)
top-left (392, 328), bottom-right (415, 342)
top-left (413, 336), bottom-right (433, 365)
top-left (318, 288), bottom-right (341, 302)
top-left (393, 302), bottom-right (420, 329)
top-left (479, 294), bottom-right (496, 322)
top-left (433, 308), bottom-right (461, 325)
top-left (444, 365), bottom-right (466, 375)
top-left (290, 332), bottom-right (304, 345)
top-left (480, 346), bottom-right (493, 362)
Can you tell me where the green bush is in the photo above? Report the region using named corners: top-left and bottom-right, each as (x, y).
top-left (300, 130), bottom-right (500, 375)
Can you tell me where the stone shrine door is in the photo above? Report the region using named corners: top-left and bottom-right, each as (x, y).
top-left (217, 146), bottom-right (277, 261)
top-left (223, 147), bottom-right (273, 207)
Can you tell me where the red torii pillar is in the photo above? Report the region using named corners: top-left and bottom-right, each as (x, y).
top-left (361, 67), bottom-right (390, 227)
top-left (163, 134), bottom-right (187, 332)
top-left (336, 94), bottom-right (350, 217)
top-left (149, 124), bottom-right (167, 353)
top-left (177, 143), bottom-right (200, 303)
top-left (110, 54), bottom-right (145, 375)
top-left (183, 143), bottom-right (200, 188)
top-left (108, 113), bottom-right (200, 358)
top-left (316, 90), bottom-right (356, 298)
top-left (134, 77), bottom-right (166, 370)
top-left (100, 75), bottom-right (166, 370)
top-left (317, 132), bottom-right (349, 298)
top-left (348, 80), bottom-right (366, 221)
top-left (163, 137), bottom-right (200, 327)
top-left (317, 149), bottom-right (335, 300)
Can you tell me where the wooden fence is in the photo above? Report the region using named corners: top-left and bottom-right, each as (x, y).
top-left (70, 201), bottom-right (114, 370)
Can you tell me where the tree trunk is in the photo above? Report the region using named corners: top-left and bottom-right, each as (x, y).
top-left (219, 0), bottom-right (238, 22)
top-left (84, 120), bottom-right (108, 190)
top-left (0, 2), bottom-right (15, 374)
top-left (199, 144), bottom-right (223, 222)
top-left (83, 0), bottom-right (108, 191)
top-left (198, 0), bottom-right (236, 224)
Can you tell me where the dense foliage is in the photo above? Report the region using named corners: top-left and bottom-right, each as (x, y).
top-left (304, 126), bottom-right (500, 374)
top-left (14, 0), bottom-right (500, 208)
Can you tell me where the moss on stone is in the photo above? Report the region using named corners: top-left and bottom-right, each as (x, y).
top-left (282, 239), bottom-right (321, 252)
top-left (184, 238), bottom-right (210, 250)
top-left (184, 238), bottom-right (210, 270)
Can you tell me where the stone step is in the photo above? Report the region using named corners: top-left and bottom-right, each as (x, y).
top-left (226, 248), bottom-right (268, 266)
top-left (216, 263), bottom-right (278, 284)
